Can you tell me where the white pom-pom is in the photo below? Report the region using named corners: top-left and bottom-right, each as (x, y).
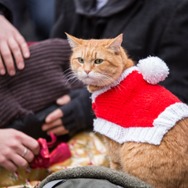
top-left (137, 56), bottom-right (169, 84)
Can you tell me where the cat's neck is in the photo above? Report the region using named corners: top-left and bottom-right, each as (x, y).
top-left (88, 58), bottom-right (134, 92)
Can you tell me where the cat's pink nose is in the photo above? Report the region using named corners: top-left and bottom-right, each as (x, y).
top-left (85, 70), bottom-right (91, 74)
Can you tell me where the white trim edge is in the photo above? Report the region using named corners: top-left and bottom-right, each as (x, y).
top-left (93, 102), bottom-right (188, 145)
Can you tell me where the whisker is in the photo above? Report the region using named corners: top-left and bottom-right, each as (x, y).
top-left (63, 67), bottom-right (72, 74)
top-left (64, 71), bottom-right (81, 86)
top-left (95, 73), bottom-right (117, 87)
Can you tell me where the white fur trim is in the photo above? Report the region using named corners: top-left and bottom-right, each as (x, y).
top-left (137, 56), bottom-right (169, 84)
top-left (93, 102), bottom-right (188, 145)
top-left (91, 66), bottom-right (138, 102)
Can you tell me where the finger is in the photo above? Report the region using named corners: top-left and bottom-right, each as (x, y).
top-left (1, 160), bottom-right (17, 172)
top-left (0, 55), bottom-right (6, 75)
top-left (18, 147), bottom-right (34, 163)
top-left (15, 32), bottom-right (30, 58)
top-left (56, 95), bottom-right (71, 105)
top-left (8, 37), bottom-right (24, 70)
top-left (24, 149), bottom-right (34, 163)
top-left (12, 154), bottom-right (28, 169)
top-left (45, 109), bottom-right (63, 123)
top-left (47, 125), bottom-right (68, 136)
top-left (19, 134), bottom-right (40, 155)
top-left (0, 40), bottom-right (15, 76)
top-left (42, 119), bottom-right (63, 131)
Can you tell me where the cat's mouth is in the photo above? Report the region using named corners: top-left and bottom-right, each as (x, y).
top-left (78, 75), bottom-right (97, 86)
top-left (78, 72), bottom-right (110, 87)
top-left (82, 77), bottom-right (95, 85)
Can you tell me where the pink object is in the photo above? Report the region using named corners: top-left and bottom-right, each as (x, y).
top-left (30, 138), bottom-right (50, 168)
top-left (27, 41), bottom-right (37, 46)
top-left (49, 142), bottom-right (71, 166)
top-left (30, 134), bottom-right (71, 168)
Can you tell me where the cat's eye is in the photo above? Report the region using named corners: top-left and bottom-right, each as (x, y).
top-left (94, 59), bottom-right (103, 64)
top-left (78, 57), bottom-right (84, 64)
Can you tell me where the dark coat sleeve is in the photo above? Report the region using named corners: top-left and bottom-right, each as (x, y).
top-left (0, 0), bottom-right (24, 23)
top-left (0, 0), bottom-right (14, 21)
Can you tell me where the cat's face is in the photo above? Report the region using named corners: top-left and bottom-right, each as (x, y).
top-left (66, 34), bottom-right (133, 91)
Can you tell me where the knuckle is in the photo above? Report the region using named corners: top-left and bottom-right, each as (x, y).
top-left (3, 148), bottom-right (12, 157)
top-left (14, 132), bottom-right (22, 140)
top-left (1, 51), bottom-right (10, 58)
top-left (8, 141), bottom-right (19, 150)
top-left (11, 45), bottom-right (19, 52)
top-left (0, 156), bottom-right (6, 164)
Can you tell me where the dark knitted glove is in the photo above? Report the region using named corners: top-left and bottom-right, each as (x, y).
top-left (7, 105), bottom-right (59, 139)
top-left (60, 87), bottom-right (94, 136)
top-left (7, 88), bottom-right (94, 139)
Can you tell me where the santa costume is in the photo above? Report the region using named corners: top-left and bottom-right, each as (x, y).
top-left (92, 57), bottom-right (188, 145)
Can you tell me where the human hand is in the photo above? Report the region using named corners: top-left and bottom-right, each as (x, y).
top-left (42, 95), bottom-right (70, 135)
top-left (43, 88), bottom-right (93, 137)
top-left (0, 129), bottom-right (39, 172)
top-left (0, 15), bottom-right (30, 76)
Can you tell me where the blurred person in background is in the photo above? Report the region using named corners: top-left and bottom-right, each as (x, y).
top-left (52, 0), bottom-right (188, 104)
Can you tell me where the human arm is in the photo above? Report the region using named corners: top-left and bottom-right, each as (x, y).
top-left (0, 129), bottom-right (39, 172)
top-left (42, 88), bottom-right (94, 137)
top-left (0, 4), bottom-right (30, 76)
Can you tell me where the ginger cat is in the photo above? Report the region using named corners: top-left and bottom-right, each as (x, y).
top-left (66, 33), bottom-right (188, 188)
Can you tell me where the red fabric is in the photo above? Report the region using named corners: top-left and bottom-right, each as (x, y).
top-left (30, 134), bottom-right (71, 168)
top-left (92, 71), bottom-right (180, 128)
top-left (49, 143), bottom-right (71, 166)
top-left (27, 41), bottom-right (38, 46)
top-left (30, 138), bottom-right (50, 168)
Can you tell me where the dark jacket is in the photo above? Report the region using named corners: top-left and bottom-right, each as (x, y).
top-left (0, 0), bottom-right (23, 26)
top-left (52, 0), bottom-right (188, 104)
top-left (0, 0), bottom-right (13, 20)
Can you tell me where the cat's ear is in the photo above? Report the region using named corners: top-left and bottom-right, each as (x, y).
top-left (65, 33), bottom-right (82, 48)
top-left (107, 34), bottom-right (123, 53)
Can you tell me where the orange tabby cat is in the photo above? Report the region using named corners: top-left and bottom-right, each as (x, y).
top-left (66, 33), bottom-right (188, 188)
